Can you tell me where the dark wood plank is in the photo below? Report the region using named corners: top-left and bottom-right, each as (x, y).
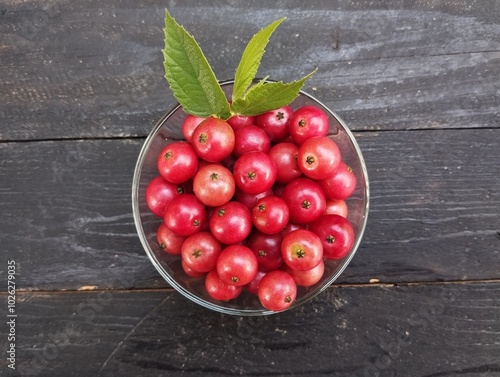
top-left (4, 282), bottom-right (500, 376)
top-left (0, 138), bottom-right (165, 291)
top-left (1, 1), bottom-right (499, 140)
top-left (1, 128), bottom-right (498, 291)
top-left (350, 128), bottom-right (500, 283)
top-left (315, 51), bottom-right (500, 132)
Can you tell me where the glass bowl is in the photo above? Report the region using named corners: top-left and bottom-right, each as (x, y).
top-left (132, 80), bottom-right (369, 315)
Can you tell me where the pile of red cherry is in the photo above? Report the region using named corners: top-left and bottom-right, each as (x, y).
top-left (145, 105), bottom-right (356, 312)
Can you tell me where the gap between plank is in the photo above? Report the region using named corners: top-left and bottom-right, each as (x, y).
top-left (1, 126), bottom-right (499, 144)
top-left (3, 278), bottom-right (500, 295)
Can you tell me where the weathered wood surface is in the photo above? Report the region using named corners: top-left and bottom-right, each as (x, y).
top-left (1, 128), bottom-right (498, 291)
top-left (2, 282), bottom-right (499, 376)
top-left (1, 1), bottom-right (500, 376)
top-left (1, 0), bottom-right (499, 141)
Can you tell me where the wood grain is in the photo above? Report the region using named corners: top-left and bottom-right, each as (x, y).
top-left (1, 2), bottom-right (499, 376)
top-left (1, 0), bottom-right (499, 140)
top-left (3, 282), bottom-right (499, 376)
top-left (1, 128), bottom-right (498, 291)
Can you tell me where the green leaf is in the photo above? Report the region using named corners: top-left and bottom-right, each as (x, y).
top-left (163, 10), bottom-right (231, 119)
top-left (232, 17), bottom-right (285, 102)
top-left (231, 69), bottom-right (317, 116)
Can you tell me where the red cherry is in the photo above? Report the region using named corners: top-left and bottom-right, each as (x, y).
top-left (164, 194), bottom-right (207, 237)
top-left (157, 142), bottom-right (198, 183)
top-left (281, 178), bottom-right (326, 224)
top-left (233, 125), bottom-right (271, 157)
top-left (205, 269), bottom-right (242, 301)
top-left (192, 117), bottom-right (235, 162)
top-left (289, 105), bottom-right (329, 145)
top-left (145, 176), bottom-right (186, 217)
top-left (255, 106), bottom-right (293, 142)
top-left (216, 245), bottom-right (258, 286)
top-left (268, 142), bottom-right (302, 184)
top-left (233, 151), bottom-right (277, 194)
top-left (258, 270), bottom-right (297, 311)
top-left (281, 229), bottom-right (323, 271)
top-left (319, 161), bottom-right (357, 200)
top-left (209, 201), bottom-right (252, 245)
top-left (297, 136), bottom-right (341, 180)
top-left (309, 214), bottom-right (355, 260)
top-left (182, 115), bottom-right (205, 143)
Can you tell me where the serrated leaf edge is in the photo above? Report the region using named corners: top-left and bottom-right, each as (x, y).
top-left (231, 68), bottom-right (317, 116)
top-left (163, 10), bottom-right (231, 119)
top-left (232, 17), bottom-right (286, 102)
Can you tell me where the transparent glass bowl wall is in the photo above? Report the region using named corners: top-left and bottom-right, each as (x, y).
top-left (132, 81), bottom-right (370, 315)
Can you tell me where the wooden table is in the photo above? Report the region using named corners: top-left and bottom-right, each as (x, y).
top-left (1, 1), bottom-right (499, 376)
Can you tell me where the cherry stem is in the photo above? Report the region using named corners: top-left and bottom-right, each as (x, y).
top-left (193, 249), bottom-right (202, 258)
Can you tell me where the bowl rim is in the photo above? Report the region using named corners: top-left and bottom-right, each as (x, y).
top-left (132, 79), bottom-right (370, 315)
